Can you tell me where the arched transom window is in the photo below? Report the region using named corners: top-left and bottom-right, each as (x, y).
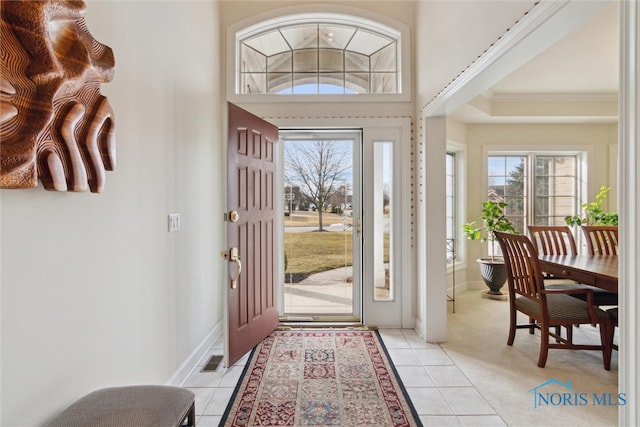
top-left (236, 14), bottom-right (401, 95)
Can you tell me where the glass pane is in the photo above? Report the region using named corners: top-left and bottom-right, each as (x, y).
top-left (487, 156), bottom-right (505, 177)
top-left (293, 50), bottom-right (318, 72)
top-left (446, 217), bottom-right (454, 242)
top-left (239, 73), bottom-right (266, 94)
top-left (446, 175), bottom-right (453, 195)
top-left (319, 49), bottom-right (343, 72)
top-left (318, 49), bottom-right (344, 73)
top-left (348, 29), bottom-right (392, 55)
top-left (240, 44), bottom-right (266, 72)
top-left (319, 73), bottom-right (345, 94)
top-left (533, 155), bottom-right (577, 225)
top-left (345, 72), bottom-right (369, 93)
top-left (268, 73), bottom-right (292, 94)
top-left (345, 51), bottom-right (368, 72)
top-left (371, 44), bottom-right (396, 72)
top-left (446, 153), bottom-right (456, 242)
top-left (244, 30), bottom-right (290, 57)
top-left (281, 24), bottom-right (318, 50)
top-left (552, 175), bottom-right (576, 196)
top-left (535, 175), bottom-right (551, 196)
top-left (292, 74), bottom-right (318, 94)
top-left (371, 73), bottom-right (396, 94)
top-left (319, 25), bottom-right (355, 49)
top-left (506, 156), bottom-right (525, 172)
top-left (283, 139), bottom-right (354, 314)
top-left (373, 142), bottom-right (393, 301)
top-left (267, 52), bottom-right (291, 73)
top-left (488, 155), bottom-right (526, 233)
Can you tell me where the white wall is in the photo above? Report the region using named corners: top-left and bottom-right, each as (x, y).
top-left (0, 2), bottom-right (224, 425)
top-left (413, 0), bottom-right (538, 341)
top-left (415, 1), bottom-right (537, 108)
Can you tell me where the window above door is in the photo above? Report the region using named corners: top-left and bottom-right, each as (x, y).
top-left (227, 11), bottom-right (411, 103)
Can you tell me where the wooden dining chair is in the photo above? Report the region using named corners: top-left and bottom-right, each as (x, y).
top-left (604, 307), bottom-right (618, 371)
top-left (529, 225), bottom-right (618, 307)
top-left (577, 225), bottom-right (619, 307)
top-left (494, 231), bottom-right (611, 369)
top-left (581, 225), bottom-right (618, 255)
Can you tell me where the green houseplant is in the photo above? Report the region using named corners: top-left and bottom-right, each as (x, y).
top-left (463, 200), bottom-right (518, 296)
top-left (565, 185), bottom-right (618, 226)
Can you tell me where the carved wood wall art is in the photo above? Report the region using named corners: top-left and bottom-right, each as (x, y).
top-left (0, 0), bottom-right (116, 193)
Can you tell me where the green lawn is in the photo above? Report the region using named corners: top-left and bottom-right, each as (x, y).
top-left (284, 231), bottom-right (389, 275)
top-left (285, 231), bottom-right (353, 274)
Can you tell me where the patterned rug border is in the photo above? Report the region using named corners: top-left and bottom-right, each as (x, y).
top-left (219, 329), bottom-right (422, 426)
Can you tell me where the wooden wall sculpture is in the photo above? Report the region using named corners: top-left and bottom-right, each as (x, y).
top-left (0, 0), bottom-right (116, 193)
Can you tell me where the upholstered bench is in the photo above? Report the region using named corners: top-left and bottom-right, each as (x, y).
top-left (47, 385), bottom-right (195, 427)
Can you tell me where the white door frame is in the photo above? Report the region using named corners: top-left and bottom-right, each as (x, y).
top-left (272, 117), bottom-right (413, 328)
top-left (279, 128), bottom-right (363, 321)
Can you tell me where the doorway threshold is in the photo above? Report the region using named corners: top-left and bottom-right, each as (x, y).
top-left (279, 318), bottom-right (366, 329)
top-left (280, 315), bottom-right (361, 325)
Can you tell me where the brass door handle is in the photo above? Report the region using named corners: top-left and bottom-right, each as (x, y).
top-left (230, 255), bottom-right (242, 289)
top-left (221, 247), bottom-right (242, 289)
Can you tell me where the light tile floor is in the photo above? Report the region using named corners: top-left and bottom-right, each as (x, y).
top-left (183, 328), bottom-right (507, 427)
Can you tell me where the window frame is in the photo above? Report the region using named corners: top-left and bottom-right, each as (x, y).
top-left (485, 149), bottom-right (588, 233)
top-left (226, 10), bottom-right (411, 103)
top-left (446, 141), bottom-right (466, 268)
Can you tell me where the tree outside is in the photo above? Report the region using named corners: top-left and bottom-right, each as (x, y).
top-left (284, 140), bottom-right (352, 231)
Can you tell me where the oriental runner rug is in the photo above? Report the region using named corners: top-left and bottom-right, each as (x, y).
top-left (220, 329), bottom-right (422, 426)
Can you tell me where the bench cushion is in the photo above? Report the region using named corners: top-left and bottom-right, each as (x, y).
top-left (47, 385), bottom-right (195, 427)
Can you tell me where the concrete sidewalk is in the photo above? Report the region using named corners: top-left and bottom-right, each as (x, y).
top-left (284, 266), bottom-right (353, 314)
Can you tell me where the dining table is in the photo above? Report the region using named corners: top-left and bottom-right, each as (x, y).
top-left (538, 255), bottom-right (618, 293)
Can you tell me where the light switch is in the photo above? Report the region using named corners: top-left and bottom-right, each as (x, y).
top-left (168, 213), bottom-right (181, 232)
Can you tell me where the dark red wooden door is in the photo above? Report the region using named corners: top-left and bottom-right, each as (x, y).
top-left (226, 102), bottom-right (279, 366)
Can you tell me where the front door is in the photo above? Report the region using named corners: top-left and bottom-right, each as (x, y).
top-left (224, 102), bottom-right (279, 366)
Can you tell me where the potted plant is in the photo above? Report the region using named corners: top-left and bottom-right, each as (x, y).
top-left (463, 200), bottom-right (518, 297)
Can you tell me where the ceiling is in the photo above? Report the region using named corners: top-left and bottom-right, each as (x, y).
top-left (451, 2), bottom-right (619, 124)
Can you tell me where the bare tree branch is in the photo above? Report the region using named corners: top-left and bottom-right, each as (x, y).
top-left (285, 140), bottom-right (351, 231)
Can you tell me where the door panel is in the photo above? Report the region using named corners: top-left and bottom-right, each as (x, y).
top-left (226, 102), bottom-right (279, 366)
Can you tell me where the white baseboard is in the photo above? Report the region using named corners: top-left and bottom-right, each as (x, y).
top-left (414, 317), bottom-right (424, 340)
top-left (447, 283), bottom-right (469, 296)
top-left (167, 320), bottom-right (223, 386)
top-left (466, 280), bottom-right (486, 290)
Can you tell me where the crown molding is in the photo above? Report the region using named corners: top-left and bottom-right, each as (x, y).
top-left (484, 90), bottom-right (618, 103)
